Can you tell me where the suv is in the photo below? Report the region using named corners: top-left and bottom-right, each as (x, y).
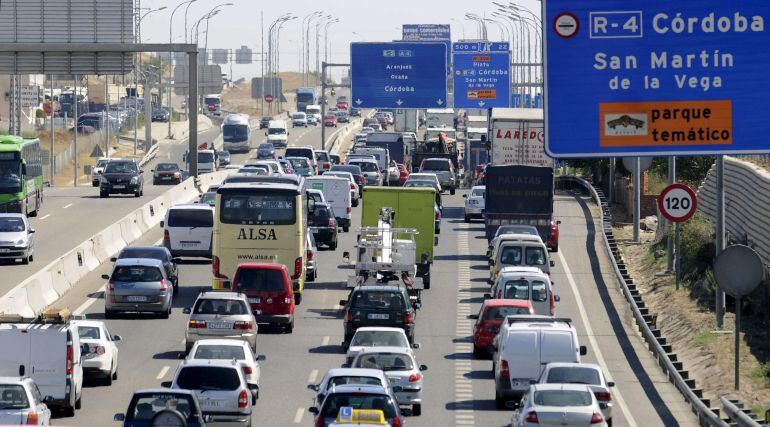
top-left (347, 159), bottom-right (382, 186)
top-left (419, 158), bottom-right (456, 195)
top-left (183, 292), bottom-right (257, 354)
top-left (91, 157), bottom-right (118, 186)
top-left (314, 150), bottom-right (332, 173)
top-left (102, 258), bottom-right (173, 318)
top-left (231, 264), bottom-right (296, 333)
top-left (187, 339), bottom-right (261, 404)
top-left (309, 384), bottom-right (405, 427)
top-left (99, 160), bottom-right (144, 198)
top-left (169, 360), bottom-right (254, 426)
top-left (114, 389), bottom-right (206, 427)
top-left (309, 203), bottom-right (338, 250)
top-left (340, 285), bottom-right (417, 346)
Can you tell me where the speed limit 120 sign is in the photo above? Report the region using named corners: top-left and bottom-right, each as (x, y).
top-left (658, 183), bottom-right (698, 223)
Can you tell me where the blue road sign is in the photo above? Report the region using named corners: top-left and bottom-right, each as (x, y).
top-left (351, 42), bottom-right (448, 109)
top-left (453, 42), bottom-right (511, 109)
top-left (544, 0), bottom-right (770, 158)
top-left (403, 24), bottom-right (452, 74)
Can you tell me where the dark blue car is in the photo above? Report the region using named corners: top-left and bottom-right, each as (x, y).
top-left (257, 143), bottom-right (276, 159)
top-left (114, 389), bottom-right (208, 426)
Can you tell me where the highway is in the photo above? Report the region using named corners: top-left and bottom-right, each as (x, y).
top-left (46, 113), bottom-right (699, 425)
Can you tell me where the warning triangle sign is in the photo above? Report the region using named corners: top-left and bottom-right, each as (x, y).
top-left (90, 145), bottom-right (104, 158)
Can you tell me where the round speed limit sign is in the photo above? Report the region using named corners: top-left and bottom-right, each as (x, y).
top-left (658, 183), bottom-right (698, 223)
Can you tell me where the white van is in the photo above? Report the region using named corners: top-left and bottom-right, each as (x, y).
top-left (266, 120), bottom-right (289, 148)
top-left (292, 112), bottom-right (308, 127)
top-left (303, 176), bottom-right (352, 232)
top-left (489, 266), bottom-right (559, 316)
top-left (492, 316), bottom-right (586, 408)
top-left (197, 149), bottom-right (217, 174)
top-left (305, 105), bottom-right (322, 123)
top-left (162, 204), bottom-right (214, 258)
top-left (489, 234), bottom-right (551, 282)
top-left (0, 314), bottom-right (84, 416)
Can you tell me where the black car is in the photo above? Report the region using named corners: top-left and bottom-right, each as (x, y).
top-left (349, 107), bottom-right (361, 117)
top-left (112, 246), bottom-right (180, 295)
top-left (308, 203), bottom-right (338, 250)
top-left (330, 165), bottom-right (365, 197)
top-left (256, 143), bottom-right (276, 159)
top-left (259, 116), bottom-right (271, 129)
top-left (217, 150), bottom-right (231, 166)
top-left (100, 160), bottom-right (143, 198)
top-left (152, 162), bottom-right (182, 185)
top-left (114, 389), bottom-right (208, 427)
top-left (330, 154), bottom-right (341, 166)
top-left (340, 285), bottom-right (419, 346)
top-left (151, 107), bottom-right (170, 122)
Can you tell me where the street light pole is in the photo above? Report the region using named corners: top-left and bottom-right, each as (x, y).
top-left (306, 13), bottom-right (323, 85)
top-left (170, 0), bottom-right (197, 138)
top-left (183, 0), bottom-right (199, 43)
top-left (275, 16), bottom-right (296, 113)
top-left (324, 19), bottom-right (339, 66)
top-left (301, 11), bottom-right (321, 86)
top-left (136, 6), bottom-right (167, 155)
top-left (315, 16), bottom-right (333, 81)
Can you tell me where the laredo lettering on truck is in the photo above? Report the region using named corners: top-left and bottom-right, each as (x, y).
top-left (212, 183), bottom-right (309, 305)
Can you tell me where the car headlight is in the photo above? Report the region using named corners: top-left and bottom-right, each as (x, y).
top-left (16, 238), bottom-right (25, 245)
top-left (130, 176), bottom-right (139, 184)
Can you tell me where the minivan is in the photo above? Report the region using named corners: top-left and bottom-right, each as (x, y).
top-left (489, 234), bottom-right (551, 282)
top-left (231, 263), bottom-right (295, 333)
top-left (489, 266), bottom-right (559, 316)
top-left (292, 112), bottom-right (307, 127)
top-left (266, 120), bottom-right (289, 148)
top-left (162, 204), bottom-right (214, 258)
top-left (196, 150), bottom-right (217, 174)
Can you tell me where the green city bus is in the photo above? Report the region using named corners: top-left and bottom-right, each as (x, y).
top-left (0, 135), bottom-right (44, 216)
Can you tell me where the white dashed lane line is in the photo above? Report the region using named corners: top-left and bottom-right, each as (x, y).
top-left (454, 230), bottom-right (475, 426)
top-left (293, 407), bottom-right (304, 424)
top-left (156, 366), bottom-right (170, 380)
top-left (39, 214), bottom-right (51, 220)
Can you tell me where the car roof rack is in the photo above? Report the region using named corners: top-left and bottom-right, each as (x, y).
top-left (505, 315), bottom-right (573, 327)
top-left (0, 308), bottom-right (74, 325)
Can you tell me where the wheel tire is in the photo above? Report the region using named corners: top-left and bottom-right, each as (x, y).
top-left (343, 225), bottom-right (350, 233)
top-left (423, 272), bottom-right (431, 290)
top-left (352, 200), bottom-right (359, 207)
top-left (330, 240), bottom-right (338, 250)
top-left (21, 256), bottom-right (29, 265)
top-left (160, 307), bottom-right (170, 319)
top-left (285, 318), bottom-right (294, 334)
top-left (63, 405), bottom-right (75, 417)
top-left (104, 366), bottom-right (113, 386)
top-left (495, 391), bottom-right (506, 409)
top-left (134, 189), bottom-right (141, 197)
top-left (450, 187), bottom-right (456, 195)
top-left (306, 270), bottom-right (316, 282)
top-left (294, 293), bottom-right (302, 305)
top-left (473, 345), bottom-right (484, 359)
top-left (607, 418), bottom-right (613, 427)
top-left (112, 369), bottom-right (118, 381)
top-left (412, 404), bottom-right (422, 416)
top-left (75, 395), bottom-right (82, 410)
top-left (552, 244), bottom-right (559, 253)
top-left (104, 310), bottom-right (114, 319)
top-left (28, 254), bottom-right (33, 262)
top-left (99, 192), bottom-right (107, 198)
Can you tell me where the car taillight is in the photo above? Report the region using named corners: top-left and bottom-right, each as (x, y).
top-left (25, 412), bottom-right (38, 425)
top-left (66, 344), bottom-right (73, 375)
top-left (90, 345), bottom-right (106, 355)
top-left (500, 360), bottom-right (509, 378)
top-left (282, 296), bottom-right (293, 305)
top-left (233, 321), bottom-right (253, 330)
top-left (590, 411), bottom-right (604, 424)
top-left (350, 183), bottom-right (356, 189)
top-left (408, 373), bottom-right (422, 382)
top-left (238, 389), bottom-right (249, 408)
top-left (307, 249), bottom-right (314, 261)
top-left (243, 365), bottom-right (253, 375)
top-left (347, 207), bottom-right (352, 213)
top-left (392, 416), bottom-right (402, 427)
top-left (188, 320), bottom-right (206, 329)
top-left (405, 312), bottom-right (414, 324)
top-left (435, 210), bottom-right (440, 220)
top-left (163, 229), bottom-right (170, 247)
top-left (594, 391), bottom-right (612, 402)
top-left (292, 257), bottom-right (302, 280)
top-left (357, 176), bottom-right (365, 184)
top-left (159, 279), bottom-right (168, 292)
top-left (524, 411), bottom-right (539, 423)
top-left (328, 218), bottom-right (335, 229)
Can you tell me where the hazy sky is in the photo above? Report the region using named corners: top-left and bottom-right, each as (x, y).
top-left (141, 0), bottom-right (541, 80)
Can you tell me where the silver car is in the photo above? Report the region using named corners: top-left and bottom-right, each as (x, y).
top-left (187, 339), bottom-right (261, 404)
top-left (351, 347), bottom-right (427, 416)
top-left (538, 362), bottom-right (614, 423)
top-left (183, 292), bottom-right (257, 354)
top-left (512, 384), bottom-right (608, 426)
top-left (0, 377), bottom-right (52, 425)
top-left (170, 359), bottom-right (254, 427)
top-left (103, 258), bottom-right (173, 318)
top-left (348, 159), bottom-right (382, 186)
top-left (0, 214), bottom-right (34, 264)
top-left (308, 368), bottom-right (391, 407)
top-left (306, 230), bottom-right (318, 282)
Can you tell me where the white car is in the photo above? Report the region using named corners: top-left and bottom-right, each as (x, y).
top-left (351, 347), bottom-right (427, 416)
top-left (406, 173), bottom-right (442, 192)
top-left (73, 320), bottom-right (121, 386)
top-left (308, 368), bottom-right (390, 407)
top-left (0, 214), bottom-right (35, 264)
top-left (512, 384), bottom-right (608, 426)
top-left (292, 112), bottom-right (308, 127)
top-left (345, 327), bottom-right (420, 366)
top-left (187, 339), bottom-right (261, 404)
top-left (161, 204), bottom-right (214, 258)
top-left (0, 377), bottom-right (52, 425)
top-left (538, 362), bottom-right (614, 424)
top-left (464, 185), bottom-right (485, 222)
top-left (251, 160), bottom-right (285, 175)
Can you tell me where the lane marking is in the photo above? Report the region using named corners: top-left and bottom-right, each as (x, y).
top-left (156, 366), bottom-right (169, 380)
top-left (63, 203), bottom-right (73, 209)
top-left (558, 250), bottom-right (637, 427)
top-left (454, 228), bottom-right (475, 426)
top-left (39, 214), bottom-right (51, 220)
top-left (293, 408), bottom-right (304, 424)
top-left (321, 336), bottom-right (330, 346)
top-left (308, 369), bottom-right (319, 384)
top-left (73, 285), bottom-right (106, 315)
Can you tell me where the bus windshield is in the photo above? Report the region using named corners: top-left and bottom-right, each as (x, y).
top-left (220, 192), bottom-right (296, 225)
top-left (0, 159), bottom-right (22, 193)
top-left (223, 125), bottom-right (249, 142)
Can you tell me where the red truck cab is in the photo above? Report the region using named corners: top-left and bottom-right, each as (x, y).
top-left (231, 263), bottom-right (295, 333)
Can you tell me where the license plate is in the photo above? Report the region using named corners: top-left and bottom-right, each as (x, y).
top-left (113, 185), bottom-right (125, 189)
top-left (205, 399), bottom-right (223, 407)
top-left (180, 242), bottom-right (199, 247)
top-left (161, 176), bottom-right (171, 180)
top-left (126, 296), bottom-right (148, 302)
top-left (368, 313), bottom-right (389, 320)
top-left (248, 297), bottom-right (261, 304)
top-left (206, 322), bottom-right (231, 329)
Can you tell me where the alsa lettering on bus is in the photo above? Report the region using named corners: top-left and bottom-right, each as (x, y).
top-left (237, 228), bottom-right (278, 241)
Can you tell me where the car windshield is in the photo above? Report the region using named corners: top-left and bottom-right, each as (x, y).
top-left (328, 376), bottom-right (383, 388)
top-left (320, 393), bottom-right (396, 418)
top-left (351, 331), bottom-right (408, 348)
top-left (112, 265), bottom-right (163, 282)
top-left (546, 367), bottom-right (602, 385)
top-left (484, 306), bottom-right (531, 320)
top-left (0, 217), bottom-right (25, 232)
top-left (96, 159), bottom-right (108, 168)
top-left (285, 149), bottom-right (311, 159)
top-left (220, 192), bottom-right (296, 225)
top-left (104, 162), bottom-right (137, 174)
top-left (168, 209), bottom-right (213, 228)
top-left (156, 163), bottom-right (178, 172)
top-left (268, 127), bottom-right (286, 135)
top-left (194, 345), bottom-right (246, 361)
top-left (223, 125), bottom-right (249, 141)
top-left (351, 162), bottom-right (377, 172)
top-left (404, 181), bottom-right (433, 189)
top-left (350, 290), bottom-right (405, 310)
top-left (200, 192), bottom-right (216, 205)
top-left (496, 226), bottom-right (538, 237)
top-left (293, 114), bottom-right (305, 119)
top-left (500, 246), bottom-right (522, 265)
top-left (198, 152), bottom-right (215, 163)
top-left (354, 352), bottom-right (414, 371)
top-left (259, 144), bottom-right (274, 151)
top-left (192, 298), bottom-right (249, 315)
top-left (331, 166), bottom-right (361, 175)
top-left (78, 326), bottom-right (101, 339)
top-left (176, 366), bottom-right (240, 391)
top-left (289, 158), bottom-right (309, 168)
top-left (120, 248), bottom-right (165, 261)
top-left (503, 280), bottom-right (531, 300)
top-left (129, 393), bottom-right (197, 421)
top-left (471, 188), bottom-right (485, 197)
top-left (422, 160), bottom-right (450, 171)
top-left (533, 389), bottom-right (593, 407)
top-left (235, 268), bottom-right (286, 292)
top-left (0, 385), bottom-right (29, 410)
top-left (315, 152), bottom-right (330, 162)
top-left (526, 247), bottom-right (547, 266)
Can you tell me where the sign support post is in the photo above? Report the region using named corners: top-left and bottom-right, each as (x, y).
top-left (667, 157), bottom-right (676, 273)
top-left (49, 75), bottom-right (55, 187)
top-left (633, 157), bottom-right (640, 243)
top-left (716, 155), bottom-right (726, 328)
top-left (608, 158), bottom-right (615, 204)
top-left (73, 75), bottom-right (78, 187)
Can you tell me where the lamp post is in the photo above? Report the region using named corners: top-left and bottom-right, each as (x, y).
top-left (465, 13), bottom-right (487, 40)
top-left (306, 13), bottom-right (326, 85)
top-left (275, 16), bottom-right (297, 113)
top-left (485, 18), bottom-right (509, 41)
top-left (135, 6), bottom-right (166, 155)
top-left (324, 18), bottom-right (339, 66)
top-left (450, 18), bottom-right (467, 39)
top-left (183, 0), bottom-right (199, 43)
top-left (301, 11), bottom-right (322, 86)
top-left (169, 0), bottom-right (196, 137)
top-left (267, 14), bottom-right (292, 114)
top-left (315, 15), bottom-right (333, 79)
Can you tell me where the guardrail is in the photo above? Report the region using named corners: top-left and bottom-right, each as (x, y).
top-left (556, 175), bottom-right (727, 427)
top-left (721, 397), bottom-right (766, 426)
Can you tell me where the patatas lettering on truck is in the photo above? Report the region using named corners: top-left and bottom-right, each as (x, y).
top-left (213, 182), bottom-right (309, 305)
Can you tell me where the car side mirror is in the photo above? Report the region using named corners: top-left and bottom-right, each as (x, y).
top-left (412, 342), bottom-right (421, 349)
top-left (580, 345), bottom-right (588, 356)
top-left (114, 413), bottom-right (126, 422)
top-left (339, 299), bottom-right (347, 307)
top-left (172, 257), bottom-right (182, 263)
top-left (484, 293), bottom-right (491, 299)
top-left (109, 256), bottom-right (117, 262)
top-left (557, 220), bottom-right (562, 225)
top-left (264, 132), bottom-right (268, 136)
top-left (21, 163), bottom-right (27, 175)
top-left (256, 354), bottom-right (267, 361)
top-left (160, 381), bottom-right (172, 388)
top-left (599, 402), bottom-right (608, 410)
top-left (151, 169), bottom-right (155, 172)
top-left (112, 335), bottom-right (122, 342)
top-left (248, 383), bottom-right (258, 391)
top-left (183, 308), bottom-right (191, 314)
top-left (139, 169), bottom-right (144, 174)
top-left (607, 381), bottom-right (615, 388)
top-left (101, 274), bottom-right (110, 280)
top-left (159, 220), bottom-right (165, 228)
top-left (419, 364), bottom-right (428, 371)
top-left (308, 407), bottom-right (319, 415)
top-left (462, 194), bottom-right (467, 198)
top-left (469, 314), bottom-right (479, 320)
top-left (43, 396), bottom-right (55, 405)
top-left (554, 295), bottom-right (561, 302)
top-left (550, 260), bottom-right (555, 267)
top-left (203, 415), bottom-right (214, 423)
top-left (307, 384), bottom-right (319, 391)
top-left (28, 229), bottom-right (35, 234)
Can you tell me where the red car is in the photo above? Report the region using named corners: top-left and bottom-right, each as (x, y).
top-left (336, 100), bottom-right (349, 110)
top-left (231, 263), bottom-right (296, 333)
top-left (397, 163), bottom-right (409, 185)
top-left (323, 114), bottom-right (338, 127)
top-left (471, 299), bottom-right (534, 358)
top-left (376, 116), bottom-right (388, 130)
top-left (547, 220), bottom-right (560, 252)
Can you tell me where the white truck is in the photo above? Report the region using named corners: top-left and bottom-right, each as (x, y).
top-left (425, 108), bottom-right (456, 129)
top-left (489, 108), bottom-right (552, 167)
top-left (302, 176), bottom-right (353, 232)
top-left (394, 109), bottom-right (419, 133)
